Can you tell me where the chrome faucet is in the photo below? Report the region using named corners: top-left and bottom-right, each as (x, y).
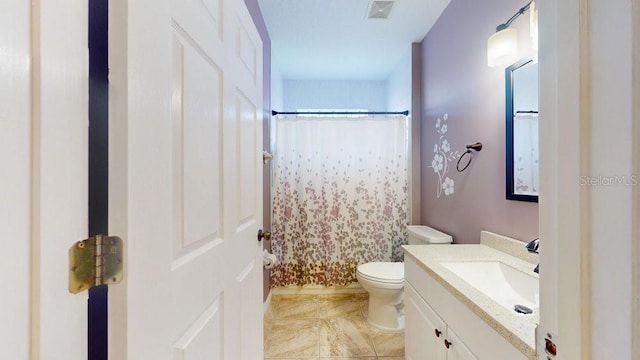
top-left (525, 238), bottom-right (539, 253)
top-left (525, 238), bottom-right (539, 273)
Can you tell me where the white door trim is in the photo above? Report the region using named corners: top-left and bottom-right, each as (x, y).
top-left (538, 0), bottom-right (590, 358)
top-left (5, 0), bottom-right (89, 357)
top-left (633, 0), bottom-right (640, 357)
top-left (541, 0), bottom-right (637, 358)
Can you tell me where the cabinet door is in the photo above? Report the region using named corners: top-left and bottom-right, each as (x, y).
top-left (446, 327), bottom-right (479, 360)
top-left (405, 283), bottom-right (447, 360)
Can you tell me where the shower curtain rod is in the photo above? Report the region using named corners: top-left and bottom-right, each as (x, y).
top-left (272, 110), bottom-right (409, 116)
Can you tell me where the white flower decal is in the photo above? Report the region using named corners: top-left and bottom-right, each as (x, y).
top-left (431, 154), bottom-right (444, 173)
top-left (442, 177), bottom-right (455, 196)
top-left (429, 113), bottom-right (460, 198)
top-left (442, 139), bottom-right (450, 153)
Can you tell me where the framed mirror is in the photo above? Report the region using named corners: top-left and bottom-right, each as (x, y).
top-left (506, 58), bottom-right (539, 202)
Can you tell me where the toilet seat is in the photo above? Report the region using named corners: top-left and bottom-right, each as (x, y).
top-left (356, 262), bottom-right (404, 284)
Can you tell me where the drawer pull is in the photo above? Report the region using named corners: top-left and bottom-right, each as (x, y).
top-left (434, 329), bottom-right (442, 338)
top-left (444, 339), bottom-right (452, 349)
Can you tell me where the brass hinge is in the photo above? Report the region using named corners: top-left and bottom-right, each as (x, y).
top-left (68, 235), bottom-right (124, 294)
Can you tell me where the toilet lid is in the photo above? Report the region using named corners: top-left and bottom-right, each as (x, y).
top-left (357, 262), bottom-right (404, 283)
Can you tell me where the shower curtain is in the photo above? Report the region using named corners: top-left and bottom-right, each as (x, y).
top-left (270, 115), bottom-right (409, 287)
top-left (513, 113), bottom-right (539, 195)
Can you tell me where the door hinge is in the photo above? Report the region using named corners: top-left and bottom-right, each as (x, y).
top-left (68, 235), bottom-right (124, 294)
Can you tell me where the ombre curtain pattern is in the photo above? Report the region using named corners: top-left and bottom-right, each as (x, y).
top-left (513, 113), bottom-right (539, 195)
top-left (270, 115), bottom-right (409, 287)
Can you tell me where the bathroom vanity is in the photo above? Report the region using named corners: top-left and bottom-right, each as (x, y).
top-left (403, 232), bottom-right (538, 360)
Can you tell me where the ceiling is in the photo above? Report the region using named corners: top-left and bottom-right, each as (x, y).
top-left (257, 0), bottom-right (451, 81)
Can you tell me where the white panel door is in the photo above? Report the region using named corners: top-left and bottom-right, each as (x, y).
top-left (108, 0), bottom-right (264, 359)
top-left (1, 0), bottom-right (88, 358)
top-left (405, 284), bottom-right (447, 360)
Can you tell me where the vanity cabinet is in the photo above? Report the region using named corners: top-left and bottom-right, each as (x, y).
top-left (405, 283), bottom-right (477, 360)
top-left (446, 326), bottom-right (479, 360)
top-left (404, 256), bottom-right (530, 360)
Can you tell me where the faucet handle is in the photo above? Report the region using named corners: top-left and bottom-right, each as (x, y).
top-left (525, 238), bottom-right (539, 253)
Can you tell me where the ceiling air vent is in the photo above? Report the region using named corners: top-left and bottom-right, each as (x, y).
top-left (367, 0), bottom-right (395, 19)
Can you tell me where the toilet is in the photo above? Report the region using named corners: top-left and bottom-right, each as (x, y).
top-left (356, 225), bottom-right (453, 331)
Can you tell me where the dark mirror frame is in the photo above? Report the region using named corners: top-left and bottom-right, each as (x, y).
top-left (506, 58), bottom-right (538, 203)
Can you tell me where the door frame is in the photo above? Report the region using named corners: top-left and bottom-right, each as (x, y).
top-left (540, 0), bottom-right (638, 358)
top-left (14, 0), bottom-right (89, 357)
top-left (633, 0), bottom-right (640, 356)
top-left (538, 0), bottom-right (589, 356)
top-left (88, 0), bottom-right (109, 359)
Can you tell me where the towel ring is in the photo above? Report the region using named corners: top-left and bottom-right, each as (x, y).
top-left (456, 142), bottom-right (482, 172)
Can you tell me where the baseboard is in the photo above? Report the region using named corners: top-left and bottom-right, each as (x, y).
top-left (270, 284), bottom-right (366, 296)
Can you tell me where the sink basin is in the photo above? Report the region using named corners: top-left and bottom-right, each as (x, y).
top-left (440, 261), bottom-right (539, 314)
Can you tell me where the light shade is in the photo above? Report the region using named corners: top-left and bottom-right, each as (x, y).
top-left (487, 28), bottom-right (519, 68)
top-left (530, 1), bottom-right (539, 52)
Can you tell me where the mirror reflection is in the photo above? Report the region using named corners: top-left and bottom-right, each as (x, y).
top-left (506, 59), bottom-right (539, 202)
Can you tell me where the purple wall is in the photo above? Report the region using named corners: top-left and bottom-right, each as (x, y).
top-left (243, 0), bottom-right (272, 301)
top-left (420, 0), bottom-right (538, 244)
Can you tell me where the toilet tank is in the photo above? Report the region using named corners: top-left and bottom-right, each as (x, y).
top-left (407, 225), bottom-right (453, 245)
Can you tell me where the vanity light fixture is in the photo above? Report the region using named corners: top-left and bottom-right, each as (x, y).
top-left (529, 1), bottom-right (539, 54)
top-left (487, 1), bottom-right (537, 68)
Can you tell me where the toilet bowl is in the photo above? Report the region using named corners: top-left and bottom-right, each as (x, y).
top-left (356, 262), bottom-right (404, 331)
top-left (356, 225), bottom-right (453, 331)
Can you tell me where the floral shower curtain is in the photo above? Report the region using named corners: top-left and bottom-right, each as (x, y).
top-left (513, 113), bottom-right (539, 195)
top-left (270, 115), bottom-right (409, 287)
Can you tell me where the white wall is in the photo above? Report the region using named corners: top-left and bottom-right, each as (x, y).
top-left (271, 59), bottom-right (284, 112)
top-left (282, 80), bottom-right (386, 111)
top-left (386, 47), bottom-right (412, 112)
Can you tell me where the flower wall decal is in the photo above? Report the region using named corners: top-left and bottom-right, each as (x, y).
top-left (430, 113), bottom-right (460, 198)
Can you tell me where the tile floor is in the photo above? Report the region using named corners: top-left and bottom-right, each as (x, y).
top-left (264, 293), bottom-right (405, 359)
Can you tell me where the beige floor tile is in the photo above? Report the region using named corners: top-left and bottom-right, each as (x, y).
top-left (317, 294), bottom-right (356, 301)
top-left (319, 316), bottom-right (376, 357)
top-left (264, 318), bottom-right (273, 343)
top-left (264, 293), bottom-right (404, 359)
top-left (352, 293), bottom-right (369, 301)
top-left (265, 318), bottom-right (319, 358)
top-left (265, 296), bottom-right (280, 321)
top-left (318, 358), bottom-right (376, 359)
top-left (275, 294), bottom-right (318, 302)
top-left (271, 295), bottom-right (319, 319)
top-left (318, 294), bottom-right (366, 318)
top-left (359, 297), bottom-right (370, 318)
top-left (368, 328), bottom-right (404, 357)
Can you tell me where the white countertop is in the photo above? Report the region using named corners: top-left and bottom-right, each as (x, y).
top-left (403, 243), bottom-right (539, 359)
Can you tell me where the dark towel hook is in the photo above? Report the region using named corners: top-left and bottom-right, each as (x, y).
top-left (457, 142), bottom-right (483, 172)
